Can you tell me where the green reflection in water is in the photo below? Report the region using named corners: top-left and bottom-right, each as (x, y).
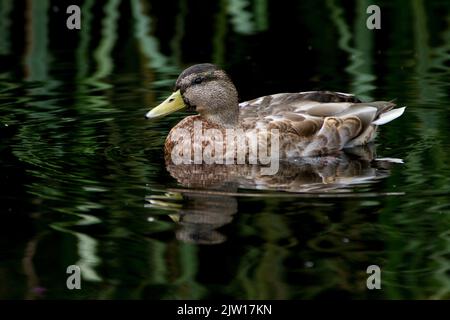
top-left (76, 0), bottom-right (94, 80)
top-left (327, 0), bottom-right (376, 101)
top-left (26, 0), bottom-right (49, 82)
top-left (131, 0), bottom-right (179, 87)
top-left (227, 0), bottom-right (268, 35)
top-left (170, 0), bottom-right (187, 66)
top-left (213, 0), bottom-right (228, 66)
top-left (92, 0), bottom-right (121, 81)
top-left (228, 0), bottom-right (255, 35)
top-left (0, 0), bottom-right (12, 55)
top-left (51, 214), bottom-right (103, 282)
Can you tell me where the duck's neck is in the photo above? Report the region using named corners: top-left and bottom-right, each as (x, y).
top-left (203, 104), bottom-right (239, 128)
top-left (199, 83), bottom-right (240, 128)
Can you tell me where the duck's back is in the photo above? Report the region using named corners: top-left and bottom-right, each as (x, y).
top-left (239, 91), bottom-right (405, 157)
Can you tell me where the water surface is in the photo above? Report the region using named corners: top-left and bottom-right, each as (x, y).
top-left (1, 0), bottom-right (450, 299)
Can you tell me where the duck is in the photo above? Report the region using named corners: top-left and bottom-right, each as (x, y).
top-left (145, 63), bottom-right (405, 162)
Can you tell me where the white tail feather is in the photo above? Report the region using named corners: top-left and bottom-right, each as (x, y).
top-left (372, 107), bottom-right (406, 125)
top-left (375, 157), bottom-right (404, 164)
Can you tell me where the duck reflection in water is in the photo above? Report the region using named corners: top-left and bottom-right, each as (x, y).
top-left (146, 144), bottom-right (401, 245)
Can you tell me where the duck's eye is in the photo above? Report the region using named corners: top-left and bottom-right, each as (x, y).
top-left (193, 77), bottom-right (203, 85)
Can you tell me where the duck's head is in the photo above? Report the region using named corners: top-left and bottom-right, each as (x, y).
top-left (145, 63), bottom-right (239, 127)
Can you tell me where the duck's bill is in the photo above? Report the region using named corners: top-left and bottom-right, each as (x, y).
top-left (145, 90), bottom-right (185, 119)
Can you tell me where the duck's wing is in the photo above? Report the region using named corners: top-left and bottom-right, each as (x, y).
top-left (239, 91), bottom-right (404, 155)
top-left (239, 91), bottom-right (361, 115)
top-left (240, 91), bottom-right (362, 133)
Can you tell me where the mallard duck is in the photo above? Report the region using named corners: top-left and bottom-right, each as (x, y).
top-left (145, 63), bottom-right (405, 160)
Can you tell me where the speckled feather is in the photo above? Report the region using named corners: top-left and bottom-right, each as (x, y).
top-left (239, 91), bottom-right (397, 157)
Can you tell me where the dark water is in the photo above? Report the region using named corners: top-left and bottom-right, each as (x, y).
top-left (1, 0), bottom-right (450, 299)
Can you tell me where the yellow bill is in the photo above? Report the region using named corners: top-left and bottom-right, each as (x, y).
top-left (145, 90), bottom-right (185, 119)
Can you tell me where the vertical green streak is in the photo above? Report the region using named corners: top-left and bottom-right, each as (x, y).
top-left (74, 0), bottom-right (113, 115)
top-left (228, 0), bottom-right (255, 35)
top-left (75, 0), bottom-right (112, 144)
top-left (174, 244), bottom-right (205, 299)
top-left (213, 0), bottom-right (228, 66)
top-left (353, 0), bottom-right (375, 100)
top-left (410, 0), bottom-right (442, 137)
top-left (232, 208), bottom-right (289, 299)
top-left (75, 233), bottom-right (103, 282)
top-left (429, 15), bottom-right (450, 75)
top-left (24, 0), bottom-right (60, 96)
top-left (412, 0), bottom-right (448, 105)
top-left (254, 0), bottom-right (268, 32)
top-left (83, 0), bottom-right (119, 109)
top-left (234, 247), bottom-right (261, 298)
top-left (170, 0), bottom-right (187, 66)
top-left (131, 0), bottom-right (176, 79)
top-left (412, 0), bottom-right (434, 105)
top-left (0, 0), bottom-right (13, 55)
top-left (115, 238), bottom-right (168, 299)
top-left (26, 0), bottom-right (49, 82)
top-left (51, 213), bottom-right (103, 282)
top-left (76, 0), bottom-right (94, 80)
top-left (429, 228), bottom-right (450, 299)
top-left (254, 212), bottom-right (289, 299)
top-left (327, 0), bottom-right (376, 100)
top-left (147, 240), bottom-right (167, 284)
top-left (92, 0), bottom-right (121, 80)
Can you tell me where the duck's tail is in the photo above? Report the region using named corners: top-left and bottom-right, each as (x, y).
top-left (363, 100), bottom-right (405, 126)
top-left (343, 101), bottom-right (405, 148)
top-left (372, 106), bottom-right (406, 125)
